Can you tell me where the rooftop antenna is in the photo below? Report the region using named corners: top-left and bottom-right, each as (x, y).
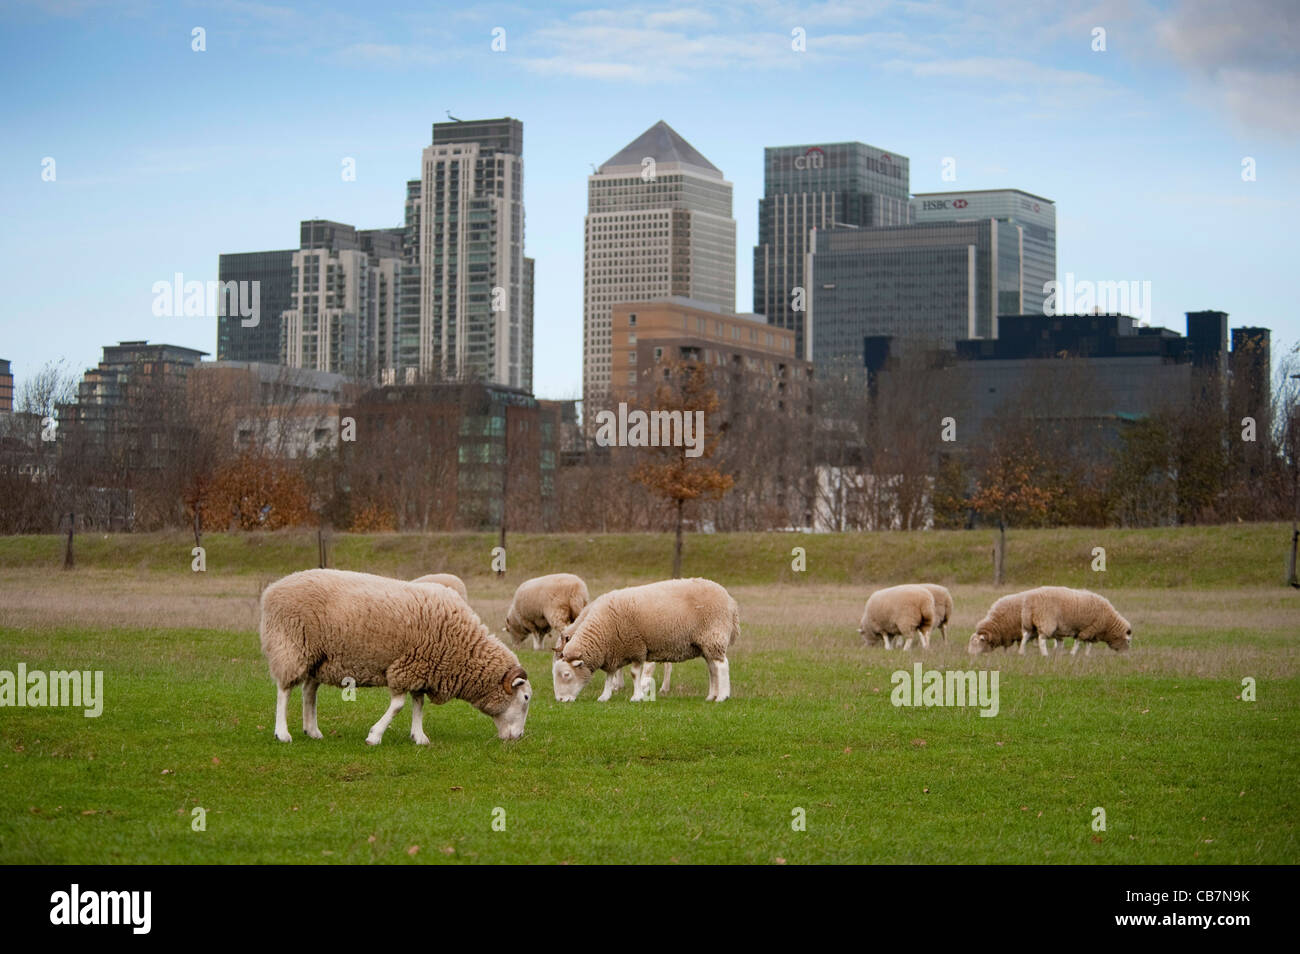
top-left (589, 163), bottom-right (598, 174)
top-left (446, 110), bottom-right (462, 122)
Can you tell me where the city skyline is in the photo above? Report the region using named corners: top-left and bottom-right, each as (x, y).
top-left (3, 1), bottom-right (1297, 399)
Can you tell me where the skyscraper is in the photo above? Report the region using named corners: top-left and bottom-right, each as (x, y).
top-left (583, 120), bottom-right (736, 405)
top-left (216, 248), bottom-right (295, 364)
top-left (279, 220), bottom-right (402, 381)
top-left (419, 117), bottom-right (531, 391)
top-left (754, 142), bottom-right (910, 359)
top-left (807, 218), bottom-right (1023, 372)
top-left (911, 190), bottom-right (1055, 314)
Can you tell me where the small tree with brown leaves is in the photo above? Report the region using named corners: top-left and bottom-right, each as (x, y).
top-left (968, 435), bottom-right (1057, 584)
top-left (630, 360), bottom-right (734, 577)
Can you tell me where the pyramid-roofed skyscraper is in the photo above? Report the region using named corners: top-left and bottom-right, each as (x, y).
top-left (583, 120), bottom-right (735, 405)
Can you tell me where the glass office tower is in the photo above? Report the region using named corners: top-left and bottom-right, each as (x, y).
top-left (911, 190), bottom-right (1055, 315)
top-left (754, 142), bottom-right (911, 358)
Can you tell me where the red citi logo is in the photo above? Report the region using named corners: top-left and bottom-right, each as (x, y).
top-left (794, 147), bottom-right (825, 170)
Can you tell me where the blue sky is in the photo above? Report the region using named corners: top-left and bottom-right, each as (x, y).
top-left (2, 0), bottom-right (1297, 400)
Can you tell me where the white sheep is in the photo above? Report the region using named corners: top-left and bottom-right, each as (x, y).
top-left (259, 569), bottom-right (531, 743)
top-left (503, 573), bottom-right (589, 651)
top-left (967, 592), bottom-right (1028, 654)
top-left (552, 578), bottom-right (739, 702)
top-left (858, 584), bottom-right (937, 650)
top-left (920, 583), bottom-right (954, 642)
top-left (1019, 586), bottom-right (1133, 657)
top-left (411, 573), bottom-right (468, 601)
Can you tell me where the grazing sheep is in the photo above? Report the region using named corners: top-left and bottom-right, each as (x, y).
top-left (260, 569), bottom-right (531, 743)
top-left (967, 593), bottom-right (1029, 655)
top-left (1019, 586), bottom-right (1132, 657)
top-left (503, 573), bottom-right (589, 651)
top-left (858, 584), bottom-right (936, 651)
top-left (412, 573), bottom-right (468, 601)
top-left (920, 584), bottom-right (954, 642)
top-left (552, 578), bottom-right (739, 702)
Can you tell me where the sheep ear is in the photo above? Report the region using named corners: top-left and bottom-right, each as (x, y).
top-left (511, 676), bottom-right (527, 689)
top-left (572, 659), bottom-right (585, 668)
top-left (502, 665), bottom-right (527, 691)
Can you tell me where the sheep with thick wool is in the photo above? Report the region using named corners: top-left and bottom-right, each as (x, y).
top-left (1018, 586), bottom-right (1132, 656)
top-left (967, 592), bottom-right (1028, 654)
top-left (411, 573), bottom-right (468, 601)
top-left (259, 569), bottom-right (531, 743)
top-left (503, 573), bottom-right (589, 651)
top-left (552, 578), bottom-right (739, 702)
top-left (858, 584), bottom-right (937, 650)
top-left (920, 583), bottom-right (954, 642)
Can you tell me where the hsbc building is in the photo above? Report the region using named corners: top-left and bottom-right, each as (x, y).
top-left (912, 189), bottom-right (1056, 315)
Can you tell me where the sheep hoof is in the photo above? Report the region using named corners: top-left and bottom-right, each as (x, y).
top-left (411, 734), bottom-right (430, 746)
top-left (275, 731), bottom-right (292, 743)
top-left (305, 728), bottom-right (323, 740)
top-left (364, 734), bottom-right (382, 746)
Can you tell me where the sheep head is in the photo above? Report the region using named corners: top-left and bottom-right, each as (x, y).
top-left (487, 664), bottom-right (531, 741)
top-left (552, 650), bottom-right (593, 702)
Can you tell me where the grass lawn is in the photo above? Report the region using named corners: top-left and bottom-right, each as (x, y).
top-left (0, 528), bottom-right (1297, 864)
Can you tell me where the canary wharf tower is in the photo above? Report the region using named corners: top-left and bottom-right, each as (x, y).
top-left (583, 120), bottom-right (736, 405)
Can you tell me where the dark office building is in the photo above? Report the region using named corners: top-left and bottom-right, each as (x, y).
top-left (808, 218), bottom-right (1022, 374)
top-left (216, 249), bottom-right (294, 363)
top-left (893, 312), bottom-right (1266, 450)
top-left (754, 142), bottom-right (910, 359)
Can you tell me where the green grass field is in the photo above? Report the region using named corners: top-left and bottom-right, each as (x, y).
top-left (0, 526), bottom-right (1297, 864)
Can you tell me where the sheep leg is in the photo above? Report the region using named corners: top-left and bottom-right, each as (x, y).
top-left (597, 667), bottom-right (622, 702)
top-left (660, 662), bottom-right (673, 694)
top-left (941, 623), bottom-right (948, 642)
top-left (707, 657), bottom-right (730, 702)
top-left (275, 685), bottom-right (293, 743)
top-left (1085, 642), bottom-right (1092, 657)
top-left (1038, 632), bottom-right (1051, 657)
top-left (919, 627), bottom-right (931, 651)
top-left (629, 661), bottom-right (647, 702)
top-left (366, 689), bottom-right (405, 745)
top-left (882, 634), bottom-right (893, 650)
top-left (410, 692), bottom-right (430, 745)
top-left (302, 679), bottom-right (323, 739)
top-left (530, 633), bottom-right (543, 651)
top-left (1018, 632), bottom-right (1030, 655)
top-left (705, 658), bottom-right (718, 701)
top-left (901, 634), bottom-right (914, 651)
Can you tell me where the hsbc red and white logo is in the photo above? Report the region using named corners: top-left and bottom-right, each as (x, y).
top-left (921, 197), bottom-right (969, 211)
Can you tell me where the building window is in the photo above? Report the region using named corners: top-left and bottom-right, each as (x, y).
top-left (628, 313), bottom-right (637, 326)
